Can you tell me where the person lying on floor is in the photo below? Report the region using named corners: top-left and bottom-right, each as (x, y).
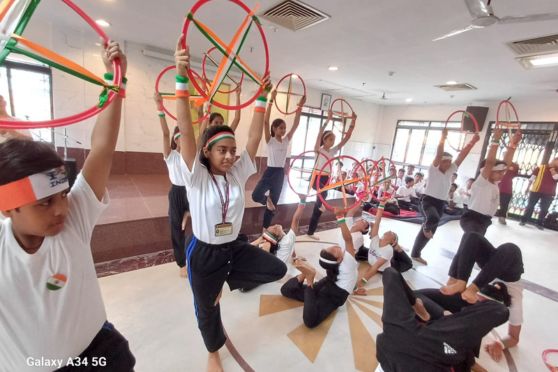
top-left (354, 197), bottom-right (412, 295)
top-left (376, 268), bottom-right (510, 372)
top-left (429, 232), bottom-right (524, 362)
top-left (280, 208), bottom-right (358, 328)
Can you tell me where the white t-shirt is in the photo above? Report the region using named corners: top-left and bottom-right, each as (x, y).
top-left (335, 251), bottom-right (358, 294)
top-left (367, 236), bottom-right (393, 271)
top-left (267, 136), bottom-right (290, 168)
top-left (396, 185), bottom-right (417, 202)
top-left (468, 175), bottom-right (499, 216)
top-left (425, 163), bottom-right (458, 201)
top-left (458, 187), bottom-right (472, 205)
top-left (0, 174), bottom-right (108, 372)
top-left (276, 229), bottom-right (296, 263)
top-left (181, 150), bottom-right (256, 244)
top-left (395, 177), bottom-right (404, 189)
top-left (449, 192), bottom-right (465, 208)
top-left (337, 217), bottom-right (365, 251)
top-left (165, 150), bottom-right (186, 186)
top-left (502, 280), bottom-right (523, 326)
top-left (378, 184), bottom-right (396, 200)
top-left (414, 180), bottom-right (426, 195)
top-left (314, 147), bottom-right (338, 174)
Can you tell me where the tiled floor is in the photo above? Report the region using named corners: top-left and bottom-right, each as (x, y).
top-left (99, 218), bottom-right (558, 372)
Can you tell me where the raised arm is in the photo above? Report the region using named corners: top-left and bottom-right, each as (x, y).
top-left (290, 195), bottom-right (306, 234)
top-left (335, 208), bottom-right (355, 257)
top-left (81, 41), bottom-right (126, 201)
top-left (286, 95), bottom-right (306, 141)
top-left (263, 89), bottom-right (276, 143)
top-left (503, 130), bottom-right (522, 166)
top-left (154, 93), bottom-right (171, 158)
top-left (174, 36), bottom-right (196, 170)
top-left (454, 132), bottom-right (480, 167)
top-left (370, 197), bottom-right (387, 238)
top-left (433, 128), bottom-right (448, 167)
top-left (229, 88), bottom-right (242, 131)
top-left (481, 128), bottom-right (502, 179)
top-left (314, 110), bottom-right (332, 152)
top-left (246, 76), bottom-right (272, 161)
top-left (196, 102), bottom-right (209, 149)
top-left (333, 112), bottom-right (357, 151)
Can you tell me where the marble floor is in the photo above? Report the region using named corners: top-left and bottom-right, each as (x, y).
top-left (99, 219), bottom-right (558, 372)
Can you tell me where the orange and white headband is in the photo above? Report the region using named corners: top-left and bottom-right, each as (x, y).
top-left (441, 154), bottom-right (453, 161)
top-left (0, 167), bottom-right (69, 211)
top-left (205, 132), bottom-right (235, 148)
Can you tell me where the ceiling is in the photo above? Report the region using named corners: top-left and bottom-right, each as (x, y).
top-left (31, 0), bottom-right (558, 105)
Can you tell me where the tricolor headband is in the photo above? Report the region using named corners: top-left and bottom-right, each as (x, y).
top-left (262, 231), bottom-right (279, 245)
top-left (205, 131), bottom-right (235, 148)
top-left (0, 167), bottom-right (69, 211)
top-left (319, 256), bottom-right (339, 265)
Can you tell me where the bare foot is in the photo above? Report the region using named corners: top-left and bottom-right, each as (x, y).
top-left (446, 277), bottom-right (457, 286)
top-left (353, 287), bottom-right (367, 296)
top-left (413, 298), bottom-right (430, 322)
top-left (412, 256), bottom-right (428, 265)
top-left (179, 266), bottom-right (188, 278)
top-left (207, 351), bottom-right (224, 372)
top-left (440, 280), bottom-right (467, 295)
top-left (306, 234), bottom-right (320, 241)
top-left (461, 284), bottom-right (479, 304)
top-left (266, 195), bottom-right (276, 211)
top-left (295, 260), bottom-right (316, 287)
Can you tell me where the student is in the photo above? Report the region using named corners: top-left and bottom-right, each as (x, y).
top-left (411, 128), bottom-right (479, 265)
top-left (154, 93), bottom-right (190, 277)
top-left (174, 40), bottom-right (287, 372)
top-left (396, 176), bottom-right (417, 211)
top-left (251, 90), bottom-right (305, 230)
top-left (280, 209), bottom-right (358, 328)
top-left (306, 111), bottom-right (357, 240)
top-left (438, 232), bottom-right (524, 361)
top-left (495, 162), bottom-right (519, 225)
top-left (354, 199), bottom-right (399, 295)
top-left (197, 89), bottom-right (241, 136)
top-left (460, 129), bottom-right (521, 235)
top-left (451, 172), bottom-right (458, 185)
top-left (407, 164), bottom-right (415, 178)
top-left (520, 157), bottom-right (558, 230)
top-left (444, 183), bottom-right (464, 216)
top-left (395, 168), bottom-right (405, 189)
top-left (458, 178), bottom-right (474, 208)
top-left (0, 42), bottom-right (135, 371)
top-left (413, 172), bottom-right (426, 197)
top-left (376, 268), bottom-right (510, 372)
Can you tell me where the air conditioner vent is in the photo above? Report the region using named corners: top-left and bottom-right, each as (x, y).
top-left (261, 0), bottom-right (330, 31)
top-left (508, 34), bottom-right (558, 56)
top-left (435, 83), bottom-right (477, 92)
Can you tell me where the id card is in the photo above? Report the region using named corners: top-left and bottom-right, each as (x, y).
top-left (215, 222), bottom-right (233, 237)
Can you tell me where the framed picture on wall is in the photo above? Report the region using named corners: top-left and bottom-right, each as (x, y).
top-left (320, 93), bottom-right (332, 111)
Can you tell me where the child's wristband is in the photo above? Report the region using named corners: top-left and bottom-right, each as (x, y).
top-left (255, 96), bottom-right (267, 113)
top-left (176, 75), bottom-right (189, 98)
top-left (336, 217), bottom-right (346, 224)
top-left (157, 111), bottom-right (165, 118)
top-left (378, 204), bottom-right (385, 210)
top-left (361, 277), bottom-right (368, 284)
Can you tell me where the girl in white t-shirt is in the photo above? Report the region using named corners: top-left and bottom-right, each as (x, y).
top-left (306, 110), bottom-right (357, 240)
top-left (460, 129), bottom-right (522, 235)
top-left (0, 43), bottom-right (135, 371)
top-left (197, 89), bottom-right (242, 137)
top-left (154, 93), bottom-right (190, 277)
top-left (252, 90), bottom-right (306, 230)
top-left (280, 209), bottom-right (358, 328)
top-left (174, 41), bottom-right (287, 371)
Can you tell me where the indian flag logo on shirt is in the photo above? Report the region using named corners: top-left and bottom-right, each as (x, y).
top-left (46, 273), bottom-right (67, 291)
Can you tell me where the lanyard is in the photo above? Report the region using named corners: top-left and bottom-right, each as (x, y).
top-left (209, 172), bottom-right (230, 223)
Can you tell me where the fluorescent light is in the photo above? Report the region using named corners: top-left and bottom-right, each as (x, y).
top-left (529, 54), bottom-right (558, 67)
top-left (446, 80), bottom-right (457, 85)
top-left (328, 66), bottom-right (338, 71)
top-left (95, 19), bottom-right (111, 28)
top-left (405, 98), bottom-right (413, 103)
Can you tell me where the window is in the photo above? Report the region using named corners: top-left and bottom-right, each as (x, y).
top-left (0, 60), bottom-right (53, 142)
top-left (390, 120), bottom-right (462, 169)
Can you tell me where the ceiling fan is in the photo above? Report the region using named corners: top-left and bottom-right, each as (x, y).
top-left (433, 0), bottom-right (558, 41)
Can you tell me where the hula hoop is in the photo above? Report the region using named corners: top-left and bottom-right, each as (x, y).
top-left (369, 157), bottom-right (397, 196)
top-left (330, 98), bottom-right (354, 119)
top-left (274, 73), bottom-right (306, 116)
top-left (543, 349), bottom-right (558, 371)
top-left (202, 46), bottom-right (244, 94)
top-left (154, 65), bottom-right (210, 124)
top-left (287, 150), bottom-right (332, 198)
top-left (444, 110), bottom-right (480, 152)
top-left (182, 0), bottom-right (270, 110)
top-left (0, 0), bottom-right (122, 129)
top-left (496, 99), bottom-right (520, 144)
top-left (316, 155), bottom-right (368, 212)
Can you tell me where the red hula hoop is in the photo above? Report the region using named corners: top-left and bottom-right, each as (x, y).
top-left (182, 0), bottom-right (270, 111)
top-left (287, 150), bottom-right (331, 198)
top-left (0, 0), bottom-right (122, 129)
top-left (496, 99), bottom-right (520, 129)
top-left (155, 65), bottom-right (210, 124)
top-left (543, 349), bottom-right (558, 371)
top-left (202, 46), bottom-right (244, 94)
top-left (274, 73), bottom-right (307, 116)
top-left (329, 98), bottom-right (354, 119)
top-left (444, 110), bottom-right (479, 152)
top-left (316, 154), bottom-right (368, 212)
